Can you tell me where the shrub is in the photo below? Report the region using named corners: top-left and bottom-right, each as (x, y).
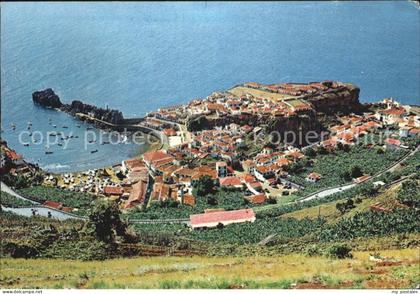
top-left (305, 245), bottom-right (323, 257)
top-left (3, 242), bottom-right (39, 258)
top-left (326, 244), bottom-right (353, 259)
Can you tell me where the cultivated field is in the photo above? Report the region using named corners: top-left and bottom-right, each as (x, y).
top-left (1, 249), bottom-right (418, 289)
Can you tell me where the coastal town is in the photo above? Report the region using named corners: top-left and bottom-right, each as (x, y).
top-left (1, 81), bottom-right (419, 228)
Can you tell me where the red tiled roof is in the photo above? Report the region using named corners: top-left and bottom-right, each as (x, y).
top-left (190, 208), bottom-right (255, 227)
top-left (307, 172), bottom-right (322, 180)
top-left (219, 176), bottom-right (242, 186)
top-left (7, 150), bottom-right (22, 161)
top-left (380, 108), bottom-right (405, 116)
top-left (61, 207), bottom-right (73, 213)
top-left (276, 158), bottom-right (291, 167)
top-left (384, 138), bottom-right (402, 146)
top-left (246, 194), bottom-right (266, 204)
top-left (409, 128), bottom-right (420, 135)
top-left (103, 186), bottom-right (124, 195)
top-left (353, 175), bottom-right (371, 183)
top-left (183, 194), bottom-right (195, 206)
top-left (43, 200), bottom-right (63, 209)
top-left (143, 151), bottom-right (173, 164)
top-left (163, 128), bottom-right (177, 136)
top-left (124, 158), bottom-right (145, 169)
top-left (124, 179), bottom-right (148, 209)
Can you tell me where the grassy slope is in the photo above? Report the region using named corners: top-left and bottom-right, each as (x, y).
top-left (281, 180), bottom-right (403, 223)
top-left (1, 248), bottom-right (418, 289)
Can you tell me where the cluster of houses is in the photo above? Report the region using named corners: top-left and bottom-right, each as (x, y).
top-left (0, 140), bottom-right (37, 177)
top-left (320, 101), bottom-right (419, 150)
top-left (4, 82), bottom-right (418, 230)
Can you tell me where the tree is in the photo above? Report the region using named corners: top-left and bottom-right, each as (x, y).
top-left (342, 144), bottom-right (351, 152)
top-left (341, 170), bottom-right (352, 182)
top-left (350, 165), bottom-right (363, 178)
top-left (193, 175), bottom-right (214, 197)
top-left (336, 202), bottom-right (346, 215)
top-left (304, 147), bottom-right (316, 158)
top-left (317, 146), bottom-right (328, 155)
top-left (187, 115), bottom-right (209, 132)
top-left (207, 195), bottom-right (218, 206)
top-left (87, 200), bottom-right (127, 243)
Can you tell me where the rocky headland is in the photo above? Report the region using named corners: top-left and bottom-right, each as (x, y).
top-left (32, 89), bottom-right (124, 126)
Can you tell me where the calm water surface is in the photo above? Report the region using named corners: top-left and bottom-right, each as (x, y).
top-left (1, 2), bottom-right (419, 172)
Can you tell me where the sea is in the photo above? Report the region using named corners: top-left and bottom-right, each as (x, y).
top-left (1, 2), bottom-right (419, 173)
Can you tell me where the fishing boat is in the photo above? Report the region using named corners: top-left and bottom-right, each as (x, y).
top-left (45, 146), bottom-right (53, 154)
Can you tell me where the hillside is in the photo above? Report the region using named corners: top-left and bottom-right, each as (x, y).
top-left (281, 179), bottom-right (409, 223)
top-left (1, 248), bottom-right (418, 289)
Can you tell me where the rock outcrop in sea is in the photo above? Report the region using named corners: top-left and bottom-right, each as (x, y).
top-left (32, 89), bottom-right (124, 125)
top-left (32, 88), bottom-right (63, 109)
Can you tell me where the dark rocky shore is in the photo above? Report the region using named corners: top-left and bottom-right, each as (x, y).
top-left (32, 88), bottom-right (124, 126)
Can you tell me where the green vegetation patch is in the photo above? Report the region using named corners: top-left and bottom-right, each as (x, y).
top-left (18, 186), bottom-right (97, 215)
top-left (0, 191), bottom-right (34, 208)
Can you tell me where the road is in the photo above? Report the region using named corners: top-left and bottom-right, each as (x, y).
top-left (1, 206), bottom-right (84, 220)
top-left (299, 183), bottom-right (356, 202)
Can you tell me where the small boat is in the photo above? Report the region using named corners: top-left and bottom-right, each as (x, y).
top-left (49, 132), bottom-right (57, 136)
top-left (87, 127), bottom-right (94, 130)
top-left (101, 141), bottom-right (110, 145)
top-left (74, 135), bottom-right (79, 138)
top-left (62, 125), bottom-right (68, 129)
top-left (28, 132), bottom-right (32, 136)
top-left (76, 125), bottom-right (81, 128)
top-left (52, 125), bottom-right (57, 128)
top-left (23, 143), bottom-right (30, 147)
top-left (45, 151), bottom-right (53, 154)
top-left (88, 139), bottom-right (96, 143)
top-left (27, 126), bottom-right (31, 130)
top-left (121, 135), bottom-right (128, 143)
top-left (58, 143), bottom-right (63, 147)
top-left (11, 123), bottom-right (16, 130)
top-left (90, 149), bottom-right (98, 154)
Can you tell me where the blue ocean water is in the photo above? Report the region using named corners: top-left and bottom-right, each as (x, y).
top-left (1, 2), bottom-right (419, 173)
